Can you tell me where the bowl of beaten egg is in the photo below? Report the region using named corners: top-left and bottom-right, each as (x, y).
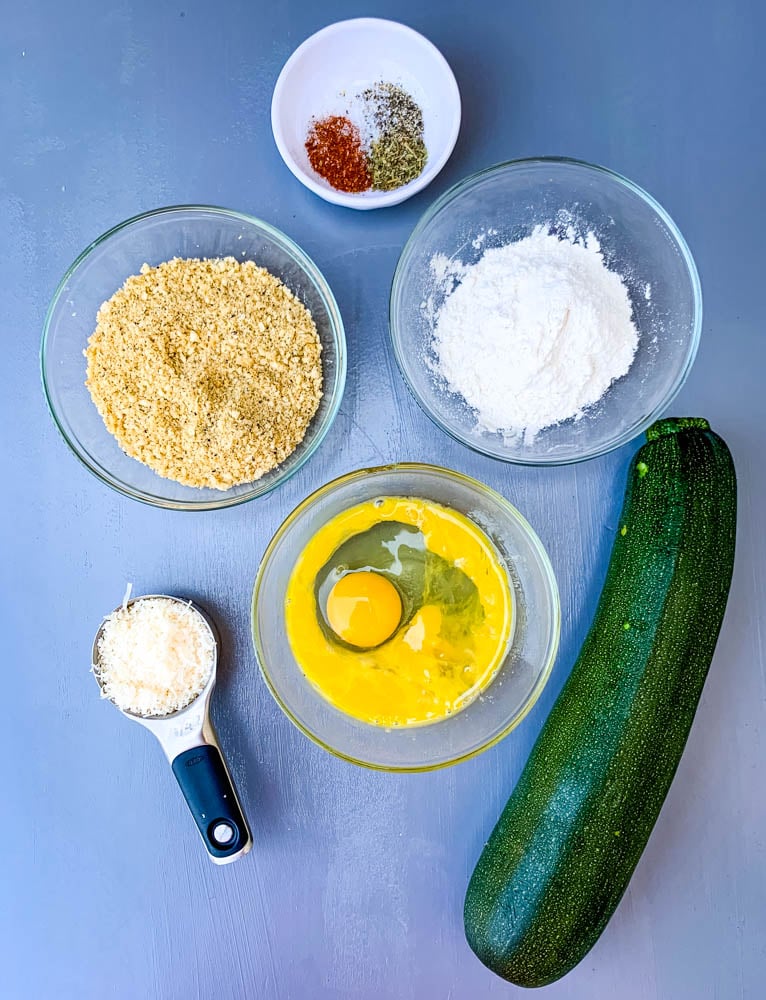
top-left (252, 464), bottom-right (560, 770)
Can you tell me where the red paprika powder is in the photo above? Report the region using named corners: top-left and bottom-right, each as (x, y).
top-left (305, 115), bottom-right (371, 193)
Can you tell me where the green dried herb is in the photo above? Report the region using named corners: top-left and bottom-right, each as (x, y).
top-left (368, 131), bottom-right (428, 191)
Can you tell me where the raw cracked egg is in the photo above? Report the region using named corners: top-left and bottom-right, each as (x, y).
top-left (325, 571), bottom-right (403, 648)
top-left (284, 496), bottom-right (513, 727)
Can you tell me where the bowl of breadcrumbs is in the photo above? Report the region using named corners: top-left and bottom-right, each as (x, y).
top-left (41, 206), bottom-right (346, 509)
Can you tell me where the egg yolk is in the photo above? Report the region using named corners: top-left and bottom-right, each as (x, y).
top-left (325, 571), bottom-right (402, 648)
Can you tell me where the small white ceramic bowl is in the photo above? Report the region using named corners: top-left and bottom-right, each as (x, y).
top-left (271, 18), bottom-right (461, 210)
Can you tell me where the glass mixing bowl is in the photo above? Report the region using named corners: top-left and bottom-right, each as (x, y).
top-left (41, 206), bottom-right (346, 510)
top-left (252, 464), bottom-right (560, 771)
top-left (390, 157), bottom-right (702, 465)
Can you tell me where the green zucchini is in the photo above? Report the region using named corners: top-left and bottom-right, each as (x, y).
top-left (464, 417), bottom-right (736, 988)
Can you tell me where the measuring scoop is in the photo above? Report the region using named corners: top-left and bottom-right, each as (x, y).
top-left (92, 594), bottom-right (252, 864)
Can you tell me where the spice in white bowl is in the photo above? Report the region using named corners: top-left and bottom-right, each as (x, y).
top-left (429, 227), bottom-right (639, 442)
top-left (94, 597), bottom-right (214, 717)
top-left (304, 80), bottom-right (428, 194)
top-left (271, 18), bottom-right (461, 210)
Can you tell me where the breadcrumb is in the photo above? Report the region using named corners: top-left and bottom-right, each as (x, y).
top-left (85, 257), bottom-right (323, 489)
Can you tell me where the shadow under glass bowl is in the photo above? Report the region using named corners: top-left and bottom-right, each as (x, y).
top-left (390, 157), bottom-right (702, 465)
top-left (41, 205), bottom-right (346, 510)
top-left (252, 463), bottom-right (560, 772)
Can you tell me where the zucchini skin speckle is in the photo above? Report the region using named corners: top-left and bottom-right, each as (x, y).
top-left (464, 418), bottom-right (737, 988)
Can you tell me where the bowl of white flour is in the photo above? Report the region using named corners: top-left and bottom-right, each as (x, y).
top-left (389, 157), bottom-right (702, 464)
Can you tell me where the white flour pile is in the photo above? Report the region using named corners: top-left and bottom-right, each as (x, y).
top-left (429, 227), bottom-right (639, 439)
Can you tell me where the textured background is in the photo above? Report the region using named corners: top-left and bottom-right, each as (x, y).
top-left (1, 1), bottom-right (764, 997)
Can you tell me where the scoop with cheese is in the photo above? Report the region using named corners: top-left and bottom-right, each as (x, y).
top-left (94, 598), bottom-right (214, 718)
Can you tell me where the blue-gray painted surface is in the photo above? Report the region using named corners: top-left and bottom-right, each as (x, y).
top-left (1, 1), bottom-right (763, 997)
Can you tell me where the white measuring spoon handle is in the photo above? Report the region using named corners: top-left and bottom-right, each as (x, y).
top-left (171, 736), bottom-right (252, 864)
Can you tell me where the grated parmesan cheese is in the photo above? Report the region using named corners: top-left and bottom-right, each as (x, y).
top-left (94, 597), bottom-right (214, 717)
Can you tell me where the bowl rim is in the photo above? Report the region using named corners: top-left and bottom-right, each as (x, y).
top-left (251, 461), bottom-right (561, 772)
top-left (270, 17), bottom-right (462, 211)
top-left (389, 155), bottom-right (704, 465)
top-left (40, 203), bottom-right (347, 511)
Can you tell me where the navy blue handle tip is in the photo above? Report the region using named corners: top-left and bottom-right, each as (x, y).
top-left (171, 744), bottom-right (249, 860)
